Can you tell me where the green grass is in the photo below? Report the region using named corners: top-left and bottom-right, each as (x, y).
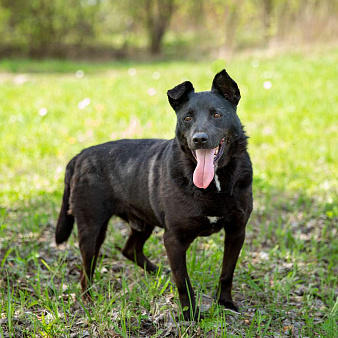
top-left (0, 48), bottom-right (337, 337)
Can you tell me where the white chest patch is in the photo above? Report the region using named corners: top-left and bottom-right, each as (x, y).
top-left (214, 173), bottom-right (221, 192)
top-left (207, 216), bottom-right (222, 224)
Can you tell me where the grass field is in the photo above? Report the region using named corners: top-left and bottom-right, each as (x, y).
top-left (0, 47), bottom-right (337, 337)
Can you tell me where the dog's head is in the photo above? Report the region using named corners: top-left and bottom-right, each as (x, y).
top-left (167, 69), bottom-right (243, 189)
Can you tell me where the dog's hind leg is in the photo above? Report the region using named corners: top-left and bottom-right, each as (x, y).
top-left (77, 215), bottom-right (110, 300)
top-left (122, 223), bottom-right (158, 273)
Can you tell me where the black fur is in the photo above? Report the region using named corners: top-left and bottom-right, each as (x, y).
top-left (55, 69), bottom-right (253, 320)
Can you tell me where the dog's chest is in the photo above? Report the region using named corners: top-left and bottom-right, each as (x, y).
top-left (207, 216), bottom-right (223, 224)
top-left (191, 194), bottom-right (237, 235)
top-left (195, 215), bottom-right (225, 236)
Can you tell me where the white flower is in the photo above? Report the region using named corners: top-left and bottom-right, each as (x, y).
top-left (39, 108), bottom-right (48, 116)
top-left (128, 68), bottom-right (137, 76)
top-left (148, 88), bottom-right (156, 96)
top-left (152, 71), bottom-right (161, 80)
top-left (263, 81), bottom-right (272, 89)
top-left (78, 98), bottom-right (91, 110)
top-left (76, 70), bottom-right (84, 79)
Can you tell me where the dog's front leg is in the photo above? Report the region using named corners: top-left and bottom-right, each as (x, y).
top-left (163, 231), bottom-right (198, 320)
top-left (217, 216), bottom-right (246, 312)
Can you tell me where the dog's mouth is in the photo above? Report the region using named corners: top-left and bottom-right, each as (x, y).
top-left (191, 138), bottom-right (226, 189)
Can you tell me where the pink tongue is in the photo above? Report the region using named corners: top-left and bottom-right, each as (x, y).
top-left (193, 148), bottom-right (216, 189)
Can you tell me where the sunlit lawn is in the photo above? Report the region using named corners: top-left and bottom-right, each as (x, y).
top-left (0, 47), bottom-right (337, 336)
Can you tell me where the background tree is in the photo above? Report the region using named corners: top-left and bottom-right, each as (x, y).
top-left (262, 0), bottom-right (273, 43)
top-left (0, 0), bottom-right (100, 57)
top-left (146, 0), bottom-right (176, 54)
top-left (0, 0), bottom-right (336, 58)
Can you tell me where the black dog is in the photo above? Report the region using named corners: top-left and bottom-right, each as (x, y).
top-left (55, 69), bottom-right (253, 320)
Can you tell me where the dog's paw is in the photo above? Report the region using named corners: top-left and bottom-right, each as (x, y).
top-left (218, 299), bottom-right (239, 313)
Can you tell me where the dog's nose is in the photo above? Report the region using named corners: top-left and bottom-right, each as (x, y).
top-left (192, 133), bottom-right (208, 146)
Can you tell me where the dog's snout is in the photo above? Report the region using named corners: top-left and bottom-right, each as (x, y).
top-left (192, 133), bottom-right (208, 146)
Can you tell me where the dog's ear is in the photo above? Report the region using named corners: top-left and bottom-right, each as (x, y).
top-left (167, 81), bottom-right (194, 111)
top-left (211, 69), bottom-right (241, 106)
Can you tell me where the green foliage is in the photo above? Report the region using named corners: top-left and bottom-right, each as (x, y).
top-left (0, 0), bottom-right (101, 55)
top-left (0, 0), bottom-right (336, 57)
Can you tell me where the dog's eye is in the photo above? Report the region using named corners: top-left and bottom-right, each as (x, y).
top-left (213, 113), bottom-right (222, 118)
top-left (184, 116), bottom-right (192, 122)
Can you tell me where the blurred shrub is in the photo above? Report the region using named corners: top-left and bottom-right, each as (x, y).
top-left (0, 0), bottom-right (336, 59)
top-left (0, 0), bottom-right (101, 57)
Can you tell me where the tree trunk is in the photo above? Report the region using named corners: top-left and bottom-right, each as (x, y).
top-left (262, 0), bottom-right (273, 43)
top-left (224, 1), bottom-right (240, 52)
top-left (145, 0), bottom-right (175, 55)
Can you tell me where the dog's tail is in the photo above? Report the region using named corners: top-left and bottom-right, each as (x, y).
top-left (55, 157), bottom-right (76, 245)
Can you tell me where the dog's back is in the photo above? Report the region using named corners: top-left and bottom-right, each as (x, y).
top-left (55, 138), bottom-right (170, 245)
